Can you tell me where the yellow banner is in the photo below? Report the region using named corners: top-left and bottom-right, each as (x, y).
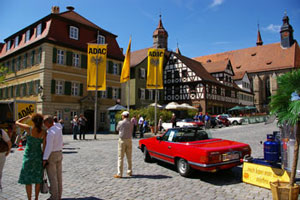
top-left (16, 102), bottom-right (36, 126)
top-left (120, 38), bottom-right (131, 83)
top-left (146, 48), bottom-right (164, 89)
top-left (242, 162), bottom-right (290, 189)
top-left (87, 44), bottom-right (107, 91)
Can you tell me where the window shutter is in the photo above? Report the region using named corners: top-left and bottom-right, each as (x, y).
top-left (138, 68), bottom-right (141, 78)
top-left (35, 80), bottom-right (40, 95)
top-left (97, 91), bottom-right (101, 98)
top-left (66, 51), bottom-right (73, 66)
top-left (31, 50), bottom-right (35, 66)
top-left (16, 85), bottom-right (20, 97)
top-left (17, 56), bottom-right (21, 71)
top-left (146, 89), bottom-right (149, 99)
top-left (108, 61), bottom-right (113, 73)
top-left (29, 81), bottom-right (34, 95)
top-left (80, 83), bottom-right (83, 96)
top-left (138, 89), bottom-right (141, 98)
top-left (118, 88), bottom-right (121, 99)
top-left (107, 87), bottom-right (112, 98)
top-left (53, 47), bottom-right (57, 63)
top-left (0, 88), bottom-right (2, 99)
top-left (24, 53), bottom-right (28, 68)
top-left (118, 63), bottom-right (122, 75)
top-left (10, 86), bottom-right (14, 98)
top-left (81, 54), bottom-right (87, 68)
top-left (51, 80), bottom-right (56, 94)
top-left (5, 88), bottom-right (8, 99)
top-left (12, 59), bottom-right (15, 72)
top-left (65, 81), bottom-right (71, 95)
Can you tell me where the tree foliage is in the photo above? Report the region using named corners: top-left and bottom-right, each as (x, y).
top-left (0, 63), bottom-right (8, 84)
top-left (269, 70), bottom-right (300, 125)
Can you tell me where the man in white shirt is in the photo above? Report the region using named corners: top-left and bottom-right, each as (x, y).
top-left (43, 115), bottom-right (63, 200)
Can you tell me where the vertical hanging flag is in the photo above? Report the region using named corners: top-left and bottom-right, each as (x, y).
top-left (120, 38), bottom-right (131, 83)
top-left (146, 48), bottom-right (164, 89)
top-left (87, 44), bottom-right (107, 91)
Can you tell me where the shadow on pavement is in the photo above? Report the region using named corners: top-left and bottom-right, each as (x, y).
top-left (192, 166), bottom-right (243, 186)
top-left (62, 151), bottom-right (78, 154)
top-left (62, 197), bottom-right (103, 200)
top-left (128, 174), bottom-right (172, 179)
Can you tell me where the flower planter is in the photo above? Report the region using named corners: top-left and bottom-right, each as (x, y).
top-left (270, 181), bottom-right (300, 200)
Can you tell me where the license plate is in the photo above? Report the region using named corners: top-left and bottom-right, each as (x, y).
top-left (222, 152), bottom-right (240, 161)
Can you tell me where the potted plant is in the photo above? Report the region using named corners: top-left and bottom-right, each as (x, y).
top-left (269, 70), bottom-right (300, 200)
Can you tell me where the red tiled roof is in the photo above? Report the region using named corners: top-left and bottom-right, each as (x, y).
top-left (193, 42), bottom-right (300, 74)
top-left (202, 60), bottom-right (229, 73)
top-left (233, 71), bottom-right (246, 80)
top-left (130, 47), bottom-right (150, 67)
top-left (0, 10), bottom-right (124, 61)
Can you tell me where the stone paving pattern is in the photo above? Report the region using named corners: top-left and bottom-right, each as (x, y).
top-left (0, 122), bottom-right (283, 199)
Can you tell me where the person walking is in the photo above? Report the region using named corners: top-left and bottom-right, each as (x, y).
top-left (138, 115), bottom-right (144, 138)
top-left (158, 116), bottom-right (163, 133)
top-left (204, 113), bottom-right (211, 129)
top-left (0, 128), bottom-right (12, 192)
top-left (15, 114), bottom-right (46, 200)
top-left (130, 115), bottom-right (137, 138)
top-left (71, 115), bottom-right (79, 140)
top-left (43, 115), bottom-right (64, 200)
top-left (114, 111), bottom-right (133, 178)
top-left (78, 114), bottom-right (87, 140)
top-left (171, 113), bottom-right (177, 128)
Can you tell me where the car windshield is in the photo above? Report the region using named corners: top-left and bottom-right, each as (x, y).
top-left (162, 128), bottom-right (212, 142)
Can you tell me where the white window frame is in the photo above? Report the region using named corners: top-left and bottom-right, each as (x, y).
top-left (57, 49), bottom-right (64, 65)
top-left (36, 23), bottom-right (42, 36)
top-left (97, 34), bottom-right (105, 44)
top-left (14, 36), bottom-right (19, 47)
top-left (71, 82), bottom-right (79, 96)
top-left (141, 88), bottom-right (145, 100)
top-left (56, 110), bottom-right (63, 120)
top-left (71, 111), bottom-right (78, 119)
top-left (140, 68), bottom-right (146, 79)
top-left (25, 30), bottom-right (30, 42)
top-left (55, 80), bottom-right (64, 95)
top-left (6, 41), bottom-right (11, 51)
top-left (113, 63), bottom-right (118, 75)
top-left (69, 26), bottom-right (79, 40)
top-left (73, 53), bottom-right (80, 67)
top-left (112, 87), bottom-right (118, 99)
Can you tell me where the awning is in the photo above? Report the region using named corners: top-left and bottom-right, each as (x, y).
top-left (107, 104), bottom-right (127, 111)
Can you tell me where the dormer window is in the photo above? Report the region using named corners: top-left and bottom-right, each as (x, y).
top-left (69, 26), bottom-right (79, 40)
top-left (6, 41), bottom-right (11, 51)
top-left (97, 34), bottom-right (105, 44)
top-left (14, 36), bottom-right (19, 47)
top-left (25, 30), bottom-right (31, 42)
top-left (36, 23), bottom-right (42, 37)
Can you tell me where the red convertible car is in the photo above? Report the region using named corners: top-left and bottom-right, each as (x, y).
top-left (138, 127), bottom-right (251, 177)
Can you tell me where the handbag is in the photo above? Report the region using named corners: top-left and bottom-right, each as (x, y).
top-left (40, 169), bottom-right (49, 194)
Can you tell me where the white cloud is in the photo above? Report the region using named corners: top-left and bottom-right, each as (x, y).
top-left (263, 24), bottom-right (281, 33)
top-left (210, 0), bottom-right (225, 8)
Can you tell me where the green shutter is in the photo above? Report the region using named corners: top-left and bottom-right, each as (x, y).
top-left (51, 80), bottom-right (56, 94)
top-left (24, 53), bottom-right (28, 68)
top-left (5, 87), bottom-right (8, 98)
top-left (16, 85), bottom-right (20, 97)
top-left (22, 83), bottom-right (27, 96)
top-left (119, 63), bottom-right (122, 75)
top-left (108, 61), bottom-right (113, 73)
top-left (66, 51), bottom-right (73, 66)
top-left (12, 59), bottom-right (15, 72)
top-left (118, 88), bottom-right (121, 99)
top-left (53, 47), bottom-right (57, 63)
top-left (31, 50), bottom-right (35, 66)
top-left (81, 54), bottom-right (87, 68)
top-left (107, 87), bottom-right (112, 98)
top-left (65, 81), bottom-right (71, 95)
top-left (29, 81), bottom-right (34, 95)
top-left (17, 56), bottom-right (21, 71)
top-left (80, 83), bottom-right (83, 96)
top-left (10, 86), bottom-right (14, 97)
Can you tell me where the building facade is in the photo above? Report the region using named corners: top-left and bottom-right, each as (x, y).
top-left (0, 6), bottom-right (124, 132)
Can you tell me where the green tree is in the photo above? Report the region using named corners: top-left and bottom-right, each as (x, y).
top-left (0, 63), bottom-right (8, 84)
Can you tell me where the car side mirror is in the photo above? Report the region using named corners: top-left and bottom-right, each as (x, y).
top-left (156, 136), bottom-right (162, 141)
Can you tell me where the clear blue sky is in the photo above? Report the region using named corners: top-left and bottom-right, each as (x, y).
top-left (1, 0), bottom-right (300, 58)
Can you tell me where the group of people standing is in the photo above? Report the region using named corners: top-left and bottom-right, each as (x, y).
top-left (194, 112), bottom-right (211, 129)
top-left (71, 114), bottom-right (87, 140)
top-left (0, 114), bottom-right (63, 200)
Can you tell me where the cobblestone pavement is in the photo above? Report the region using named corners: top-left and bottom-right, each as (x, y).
top-left (1, 121), bottom-right (281, 200)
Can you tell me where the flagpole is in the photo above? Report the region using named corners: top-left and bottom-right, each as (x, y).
top-left (94, 45), bottom-right (98, 140)
top-left (127, 79), bottom-right (130, 111)
top-left (154, 51), bottom-right (158, 134)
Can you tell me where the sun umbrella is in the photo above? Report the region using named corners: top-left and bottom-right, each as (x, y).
top-left (165, 102), bottom-right (181, 110)
top-left (244, 105), bottom-right (256, 110)
top-left (228, 106), bottom-right (246, 111)
top-left (148, 103), bottom-right (163, 108)
top-left (180, 103), bottom-right (198, 110)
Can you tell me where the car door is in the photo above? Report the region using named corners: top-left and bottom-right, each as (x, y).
top-left (152, 129), bottom-right (178, 164)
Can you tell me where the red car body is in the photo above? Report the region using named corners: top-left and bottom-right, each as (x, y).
top-left (212, 115), bottom-right (231, 127)
top-left (138, 127), bottom-right (251, 177)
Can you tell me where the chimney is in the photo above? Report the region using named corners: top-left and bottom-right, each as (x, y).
top-left (66, 6), bottom-right (75, 11)
top-left (51, 6), bottom-right (60, 14)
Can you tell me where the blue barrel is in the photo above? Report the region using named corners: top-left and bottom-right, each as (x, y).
top-left (264, 134), bottom-right (280, 163)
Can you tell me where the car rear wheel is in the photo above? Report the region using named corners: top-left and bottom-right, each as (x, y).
top-left (232, 121), bottom-right (238, 125)
top-left (143, 146), bottom-right (152, 163)
top-left (176, 158), bottom-right (193, 177)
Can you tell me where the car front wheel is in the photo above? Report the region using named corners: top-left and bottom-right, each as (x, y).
top-left (232, 121), bottom-right (238, 125)
top-left (176, 158), bottom-right (193, 177)
top-left (143, 146), bottom-right (152, 163)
